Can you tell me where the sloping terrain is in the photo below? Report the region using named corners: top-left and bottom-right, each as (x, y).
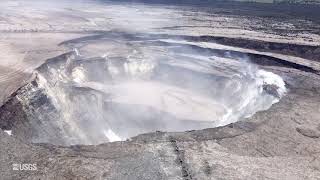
top-left (0, 1), bottom-right (319, 179)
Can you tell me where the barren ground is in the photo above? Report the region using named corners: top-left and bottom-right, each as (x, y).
top-left (0, 1), bottom-right (320, 179)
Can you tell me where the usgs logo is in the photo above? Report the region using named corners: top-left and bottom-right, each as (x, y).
top-left (12, 163), bottom-right (37, 171)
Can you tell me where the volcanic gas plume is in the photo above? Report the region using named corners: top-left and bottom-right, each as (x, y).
top-left (6, 32), bottom-right (286, 145)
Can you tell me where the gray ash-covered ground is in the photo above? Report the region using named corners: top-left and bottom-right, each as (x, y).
top-left (0, 0), bottom-right (320, 179)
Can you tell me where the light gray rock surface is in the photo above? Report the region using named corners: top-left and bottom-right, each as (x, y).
top-left (0, 1), bottom-right (320, 179)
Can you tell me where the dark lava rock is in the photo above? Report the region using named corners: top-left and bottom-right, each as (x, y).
top-left (263, 83), bottom-right (281, 98)
top-left (296, 127), bottom-right (320, 138)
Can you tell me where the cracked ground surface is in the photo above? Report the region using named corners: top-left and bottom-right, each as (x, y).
top-left (0, 1), bottom-right (320, 179)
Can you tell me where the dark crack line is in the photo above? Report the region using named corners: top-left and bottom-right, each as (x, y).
top-left (169, 136), bottom-right (194, 180)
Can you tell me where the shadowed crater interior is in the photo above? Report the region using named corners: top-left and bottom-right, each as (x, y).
top-left (0, 32), bottom-right (286, 145)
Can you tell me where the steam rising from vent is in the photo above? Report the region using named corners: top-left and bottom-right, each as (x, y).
top-left (14, 34), bottom-right (286, 145)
